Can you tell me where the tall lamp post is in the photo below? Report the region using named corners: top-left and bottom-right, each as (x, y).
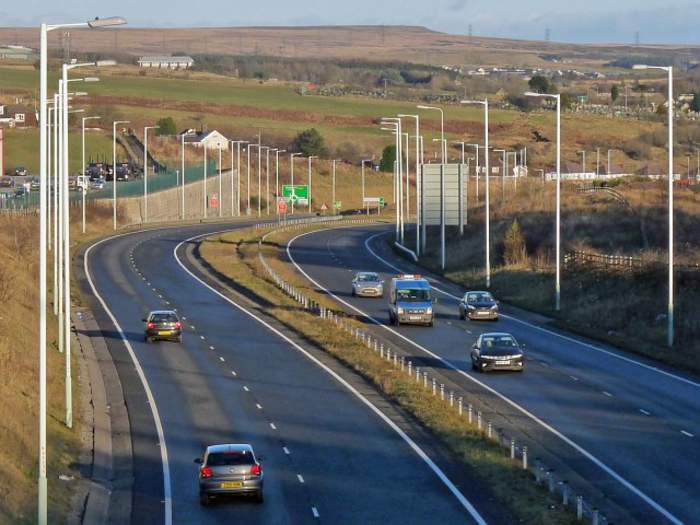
top-left (307, 155), bottom-right (317, 213)
top-left (38, 16), bottom-right (126, 525)
top-left (290, 152), bottom-right (302, 214)
top-left (272, 148), bottom-right (285, 214)
top-left (578, 150), bottom-right (586, 175)
top-left (143, 125), bottom-right (159, 223)
top-left (417, 105), bottom-right (445, 162)
top-left (525, 91), bottom-right (561, 310)
top-left (461, 99), bottom-right (491, 287)
top-left (398, 114), bottom-right (421, 255)
top-left (634, 64), bottom-right (674, 346)
top-left (230, 140), bottom-right (248, 216)
top-left (112, 120), bottom-right (130, 230)
top-left (381, 122), bottom-right (401, 242)
top-left (81, 115), bottom-right (100, 233)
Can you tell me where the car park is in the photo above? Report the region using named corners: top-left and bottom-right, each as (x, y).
top-left (471, 332), bottom-right (524, 372)
top-left (195, 443), bottom-right (264, 505)
top-left (352, 271), bottom-right (384, 297)
top-left (90, 177), bottom-right (105, 190)
top-left (388, 274), bottom-right (434, 326)
top-left (459, 291), bottom-right (499, 321)
top-left (143, 310), bottom-right (182, 343)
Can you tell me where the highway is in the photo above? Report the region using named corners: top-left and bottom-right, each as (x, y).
top-left (80, 221), bottom-right (499, 525)
top-left (286, 223), bottom-right (700, 525)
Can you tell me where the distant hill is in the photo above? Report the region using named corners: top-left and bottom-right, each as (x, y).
top-left (0, 25), bottom-right (698, 71)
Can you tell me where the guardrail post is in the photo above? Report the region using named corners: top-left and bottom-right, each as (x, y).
top-left (400, 356), bottom-right (405, 371)
top-left (522, 445), bottom-right (528, 469)
top-left (458, 397), bottom-right (463, 415)
top-left (423, 372), bottom-right (428, 388)
top-left (547, 470), bottom-right (555, 493)
top-left (562, 481), bottom-right (569, 506)
top-left (510, 438), bottom-right (515, 460)
top-left (591, 508), bottom-right (599, 525)
top-left (487, 421), bottom-right (492, 438)
top-left (576, 496), bottom-right (583, 521)
top-left (432, 378), bottom-right (436, 396)
top-left (449, 391), bottom-right (454, 407)
top-left (440, 384), bottom-right (444, 400)
top-left (380, 343), bottom-right (384, 358)
top-left (393, 353), bottom-right (398, 367)
top-left (407, 361), bottom-right (412, 375)
top-left (477, 410), bottom-right (482, 430)
top-left (468, 404), bottom-right (473, 424)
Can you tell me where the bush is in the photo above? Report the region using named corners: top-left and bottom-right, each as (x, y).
top-left (156, 116), bottom-right (177, 136)
top-left (292, 128), bottom-right (328, 157)
top-left (503, 219), bottom-right (528, 266)
top-left (528, 75), bottom-right (550, 94)
top-left (379, 144), bottom-right (404, 172)
top-left (507, 95), bottom-right (539, 112)
top-left (622, 140), bottom-right (651, 160)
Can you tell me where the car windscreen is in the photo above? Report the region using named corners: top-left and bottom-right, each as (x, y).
top-left (150, 313), bottom-right (178, 323)
top-left (396, 288), bottom-right (431, 302)
top-left (357, 273), bottom-right (379, 282)
top-left (207, 451), bottom-right (255, 466)
top-left (481, 335), bottom-right (519, 354)
top-left (465, 292), bottom-right (494, 303)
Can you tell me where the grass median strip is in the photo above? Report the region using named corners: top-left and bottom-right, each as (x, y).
top-left (199, 221), bottom-right (578, 525)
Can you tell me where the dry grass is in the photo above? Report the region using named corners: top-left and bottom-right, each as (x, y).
top-left (199, 223), bottom-right (578, 525)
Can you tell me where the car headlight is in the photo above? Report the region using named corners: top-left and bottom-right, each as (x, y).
top-left (397, 307), bottom-right (404, 314)
top-left (425, 307), bottom-right (433, 315)
top-left (490, 304), bottom-right (498, 310)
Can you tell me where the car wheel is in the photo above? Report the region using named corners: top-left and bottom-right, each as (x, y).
top-left (352, 289), bottom-right (356, 297)
top-left (254, 490), bottom-right (264, 504)
top-left (199, 493), bottom-right (210, 506)
top-left (428, 321), bottom-right (434, 327)
top-left (471, 359), bottom-right (478, 371)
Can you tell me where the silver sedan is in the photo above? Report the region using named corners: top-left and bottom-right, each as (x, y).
top-left (352, 272), bottom-right (384, 297)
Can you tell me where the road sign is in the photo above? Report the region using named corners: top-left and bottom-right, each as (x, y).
top-left (282, 185), bottom-right (308, 205)
top-left (210, 193), bottom-right (219, 209)
top-left (277, 198), bottom-right (288, 214)
top-left (333, 201), bottom-right (342, 209)
top-left (320, 202), bottom-right (328, 211)
top-left (379, 197), bottom-right (386, 207)
top-left (421, 164), bottom-right (466, 226)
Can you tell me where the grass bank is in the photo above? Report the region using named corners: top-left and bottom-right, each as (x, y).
top-left (199, 221), bottom-right (578, 525)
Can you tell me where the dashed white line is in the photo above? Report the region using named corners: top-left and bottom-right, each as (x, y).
top-left (297, 474), bottom-right (305, 483)
top-left (569, 375), bottom-right (579, 381)
top-left (311, 507), bottom-right (319, 519)
top-left (283, 447), bottom-right (290, 455)
top-left (190, 325), bottom-right (195, 330)
top-left (602, 391), bottom-right (613, 397)
top-left (200, 335), bottom-right (205, 340)
top-left (270, 422), bottom-right (277, 430)
top-left (639, 409), bottom-right (651, 416)
top-left (230, 370), bottom-right (237, 377)
top-left (255, 403), bottom-right (262, 409)
top-left (243, 385), bottom-right (249, 392)
top-left (219, 356), bottom-right (225, 362)
top-left (209, 345), bottom-right (215, 350)
top-left (681, 430), bottom-right (694, 438)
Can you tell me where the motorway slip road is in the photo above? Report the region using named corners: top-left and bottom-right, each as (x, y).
top-left (286, 223), bottom-right (700, 525)
top-left (81, 221), bottom-right (500, 525)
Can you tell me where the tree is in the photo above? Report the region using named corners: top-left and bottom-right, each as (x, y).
top-left (691, 92), bottom-right (700, 113)
top-left (292, 128), bottom-right (328, 157)
top-left (528, 75), bottom-right (550, 94)
top-left (560, 92), bottom-right (574, 110)
top-left (503, 219), bottom-right (527, 266)
top-left (379, 144), bottom-right (397, 172)
top-left (156, 116), bottom-right (177, 136)
top-left (611, 85), bottom-right (620, 103)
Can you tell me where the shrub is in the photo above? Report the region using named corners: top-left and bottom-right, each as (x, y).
top-left (156, 116), bottom-right (177, 136)
top-left (503, 219), bottom-right (528, 266)
top-left (292, 128), bottom-right (328, 157)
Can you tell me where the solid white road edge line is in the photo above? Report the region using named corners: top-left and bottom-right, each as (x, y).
top-left (85, 233), bottom-right (173, 525)
top-left (286, 228), bottom-right (683, 525)
top-left (366, 230), bottom-right (700, 390)
top-left (173, 231), bottom-right (488, 525)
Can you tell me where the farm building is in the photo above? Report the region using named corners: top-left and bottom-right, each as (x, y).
top-left (0, 45), bottom-right (36, 60)
top-left (180, 129), bottom-right (229, 150)
top-left (137, 56), bottom-right (194, 69)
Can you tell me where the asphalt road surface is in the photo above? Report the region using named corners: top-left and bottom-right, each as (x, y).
top-left (82, 221), bottom-right (494, 525)
top-left (286, 223), bottom-right (700, 525)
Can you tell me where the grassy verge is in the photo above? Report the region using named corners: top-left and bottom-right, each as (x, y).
top-left (199, 221), bottom-right (577, 525)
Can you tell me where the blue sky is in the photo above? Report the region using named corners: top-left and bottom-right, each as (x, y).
top-left (1, 0), bottom-right (697, 45)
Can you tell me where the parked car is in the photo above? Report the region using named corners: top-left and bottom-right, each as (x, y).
top-left (459, 291), bottom-right (499, 321)
top-left (352, 272), bottom-right (384, 297)
top-left (143, 310), bottom-right (182, 343)
top-left (471, 332), bottom-right (524, 372)
top-left (0, 176), bottom-right (14, 188)
top-left (90, 177), bottom-right (105, 190)
top-left (14, 187), bottom-right (28, 198)
top-left (14, 167), bottom-right (27, 177)
top-left (195, 444), bottom-right (264, 505)
top-left (29, 177), bottom-right (41, 191)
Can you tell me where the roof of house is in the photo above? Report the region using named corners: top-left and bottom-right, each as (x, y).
top-left (138, 55), bottom-right (194, 63)
top-left (181, 129), bottom-right (228, 144)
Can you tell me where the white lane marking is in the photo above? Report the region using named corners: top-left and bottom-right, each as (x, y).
top-left (297, 474), bottom-right (305, 483)
top-left (182, 316), bottom-right (187, 320)
top-left (256, 403), bottom-right (263, 410)
top-left (209, 345), bottom-right (215, 350)
top-left (219, 356), bottom-right (225, 362)
top-left (681, 430), bottom-right (694, 438)
top-left (639, 409), bottom-right (651, 416)
top-left (283, 447), bottom-right (290, 455)
top-left (602, 391), bottom-right (613, 397)
top-left (374, 230), bottom-right (700, 391)
top-left (243, 386), bottom-right (250, 392)
top-left (85, 236), bottom-right (172, 525)
top-left (287, 228), bottom-right (683, 525)
top-left (311, 507), bottom-right (320, 518)
top-left (174, 231), bottom-right (488, 525)
top-left (190, 325), bottom-right (196, 330)
top-left (230, 370), bottom-right (237, 377)
top-left (270, 422), bottom-right (277, 430)
top-left (569, 375), bottom-right (579, 381)
top-left (200, 335), bottom-right (205, 340)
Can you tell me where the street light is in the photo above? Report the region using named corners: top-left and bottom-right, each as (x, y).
top-left (461, 99), bottom-right (491, 287)
top-left (81, 116), bottom-right (100, 233)
top-left (578, 150), bottom-right (586, 175)
top-left (143, 125), bottom-right (159, 223)
top-left (381, 122), bottom-right (402, 242)
top-left (331, 159), bottom-right (340, 215)
top-left (38, 15), bottom-right (125, 525)
top-left (290, 152), bottom-right (302, 214)
top-left (398, 114), bottom-right (421, 255)
top-left (634, 63), bottom-right (674, 346)
top-left (307, 155), bottom-right (317, 213)
top-left (524, 90), bottom-right (561, 310)
top-left (272, 148), bottom-right (285, 214)
top-left (417, 105), bottom-right (445, 163)
top-left (465, 143), bottom-right (480, 204)
top-left (494, 148), bottom-right (507, 205)
top-left (112, 120), bottom-right (129, 230)
top-left (230, 140), bottom-right (248, 216)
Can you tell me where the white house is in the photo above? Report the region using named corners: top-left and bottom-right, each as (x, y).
top-left (137, 56), bottom-right (194, 69)
top-left (181, 129), bottom-right (229, 150)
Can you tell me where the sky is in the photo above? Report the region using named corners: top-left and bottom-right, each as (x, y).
top-left (1, 0), bottom-right (698, 45)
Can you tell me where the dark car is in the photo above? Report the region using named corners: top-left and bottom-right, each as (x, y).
top-left (471, 332), bottom-right (524, 372)
top-left (143, 310), bottom-right (182, 343)
top-left (29, 177), bottom-right (41, 191)
top-left (14, 167), bottom-right (27, 177)
top-left (14, 187), bottom-right (28, 199)
top-left (459, 291), bottom-right (499, 321)
top-left (0, 176), bottom-right (14, 188)
top-left (195, 444), bottom-right (264, 505)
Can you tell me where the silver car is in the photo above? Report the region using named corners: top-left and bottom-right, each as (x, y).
top-left (352, 272), bottom-right (384, 297)
top-left (195, 444), bottom-right (264, 505)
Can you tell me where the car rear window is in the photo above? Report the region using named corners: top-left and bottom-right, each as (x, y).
top-left (207, 451), bottom-right (255, 466)
top-left (150, 313), bottom-right (178, 323)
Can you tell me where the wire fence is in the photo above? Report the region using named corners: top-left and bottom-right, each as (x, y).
top-left (253, 216), bottom-right (610, 525)
top-left (565, 250), bottom-right (700, 274)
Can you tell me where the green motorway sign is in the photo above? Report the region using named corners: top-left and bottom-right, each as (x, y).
top-left (282, 185), bottom-right (309, 205)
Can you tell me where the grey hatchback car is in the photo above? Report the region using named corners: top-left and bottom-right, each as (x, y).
top-left (352, 271), bottom-right (384, 297)
top-left (195, 444), bottom-right (264, 505)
